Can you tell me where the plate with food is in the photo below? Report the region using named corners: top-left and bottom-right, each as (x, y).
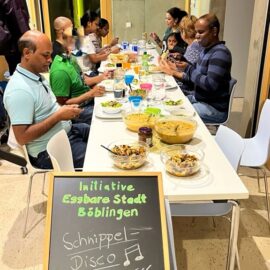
top-left (101, 100), bottom-right (123, 114)
top-left (163, 99), bottom-right (183, 112)
top-left (95, 103), bottom-right (123, 119)
top-left (146, 42), bottom-right (157, 50)
top-left (149, 64), bottom-right (162, 74)
top-left (98, 62), bottom-right (116, 73)
top-left (98, 79), bottom-right (114, 91)
top-left (165, 76), bottom-right (178, 90)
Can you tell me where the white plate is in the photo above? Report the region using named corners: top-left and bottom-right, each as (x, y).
top-left (98, 79), bottom-right (114, 92)
top-left (146, 43), bottom-right (156, 49)
top-left (167, 163), bottom-right (213, 189)
top-left (95, 105), bottom-right (123, 119)
top-left (165, 76), bottom-right (178, 90)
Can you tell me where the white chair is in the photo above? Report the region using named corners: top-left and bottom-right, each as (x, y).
top-left (206, 78), bottom-right (237, 134)
top-left (170, 125), bottom-right (245, 270)
top-left (215, 125), bottom-right (245, 171)
top-left (7, 127), bottom-right (50, 237)
top-left (46, 129), bottom-right (75, 172)
top-left (240, 99), bottom-right (270, 229)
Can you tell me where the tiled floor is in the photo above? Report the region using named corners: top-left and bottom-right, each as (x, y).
top-left (0, 98), bottom-right (269, 269)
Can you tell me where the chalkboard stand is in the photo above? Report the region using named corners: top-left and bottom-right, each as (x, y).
top-left (43, 171), bottom-right (170, 270)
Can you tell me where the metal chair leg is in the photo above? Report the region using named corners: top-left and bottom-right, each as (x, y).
top-left (23, 171), bottom-right (48, 238)
top-left (256, 169), bottom-right (262, 193)
top-left (235, 248), bottom-right (241, 270)
top-left (212, 217), bottom-right (217, 228)
top-left (23, 173), bottom-right (34, 238)
top-left (41, 173), bottom-right (46, 195)
top-left (260, 168), bottom-right (270, 231)
top-left (226, 201), bottom-right (240, 270)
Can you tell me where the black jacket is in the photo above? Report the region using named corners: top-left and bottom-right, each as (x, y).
top-left (0, 0), bottom-right (29, 55)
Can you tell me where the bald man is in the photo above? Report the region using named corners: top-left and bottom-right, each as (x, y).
top-left (4, 30), bottom-right (90, 169)
top-left (51, 16), bottom-right (109, 88)
top-left (52, 16), bottom-right (73, 60)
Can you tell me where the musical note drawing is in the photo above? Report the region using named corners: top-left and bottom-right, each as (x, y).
top-left (123, 243), bottom-right (144, 267)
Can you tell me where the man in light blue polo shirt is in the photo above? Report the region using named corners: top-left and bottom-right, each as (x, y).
top-left (4, 30), bottom-right (90, 169)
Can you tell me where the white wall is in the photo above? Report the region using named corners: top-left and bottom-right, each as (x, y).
top-left (223, 0), bottom-right (255, 97)
top-left (112, 0), bottom-right (186, 43)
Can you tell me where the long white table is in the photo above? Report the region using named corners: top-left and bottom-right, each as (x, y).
top-left (83, 52), bottom-right (249, 270)
top-left (83, 90), bottom-right (248, 202)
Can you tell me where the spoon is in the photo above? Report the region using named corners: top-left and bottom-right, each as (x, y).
top-left (128, 84), bottom-right (132, 93)
top-left (100, 145), bottom-right (115, 154)
top-left (175, 125), bottom-right (179, 134)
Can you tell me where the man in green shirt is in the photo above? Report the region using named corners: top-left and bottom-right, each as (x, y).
top-left (50, 30), bottom-right (105, 124)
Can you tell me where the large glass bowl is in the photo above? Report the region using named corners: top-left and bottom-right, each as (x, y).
top-left (107, 140), bottom-right (149, 170)
top-left (154, 116), bottom-right (197, 144)
top-left (161, 145), bottom-right (203, 177)
top-left (122, 111), bottom-right (160, 132)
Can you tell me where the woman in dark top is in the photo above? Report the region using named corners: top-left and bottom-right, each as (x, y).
top-left (150, 7), bottom-right (187, 52)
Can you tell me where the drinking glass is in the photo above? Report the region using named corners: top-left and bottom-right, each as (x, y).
top-left (113, 81), bottom-right (125, 100)
top-left (152, 74), bottom-right (166, 101)
top-left (131, 39), bottom-right (138, 53)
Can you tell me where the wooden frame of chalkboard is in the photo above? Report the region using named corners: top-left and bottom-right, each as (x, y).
top-left (43, 172), bottom-right (170, 270)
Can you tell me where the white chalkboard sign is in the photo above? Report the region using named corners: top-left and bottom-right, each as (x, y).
top-left (44, 172), bottom-right (170, 270)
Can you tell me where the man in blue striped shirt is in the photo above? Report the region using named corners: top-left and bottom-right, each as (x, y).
top-left (160, 14), bottom-right (232, 123)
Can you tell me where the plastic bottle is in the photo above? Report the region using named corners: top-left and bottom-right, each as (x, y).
top-left (114, 63), bottom-right (126, 97)
top-left (141, 52), bottom-right (149, 74)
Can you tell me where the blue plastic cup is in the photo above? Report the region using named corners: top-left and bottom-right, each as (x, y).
top-left (121, 41), bottom-right (129, 50)
top-left (128, 96), bottom-right (142, 109)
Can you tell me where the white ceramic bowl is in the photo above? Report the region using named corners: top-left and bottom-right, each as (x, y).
top-left (101, 101), bottom-right (123, 114)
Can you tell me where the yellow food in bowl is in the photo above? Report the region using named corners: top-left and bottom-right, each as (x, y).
top-left (155, 118), bottom-right (197, 144)
top-left (123, 112), bottom-right (158, 132)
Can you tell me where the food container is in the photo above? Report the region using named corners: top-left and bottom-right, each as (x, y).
top-left (170, 108), bottom-right (196, 118)
top-left (109, 53), bottom-right (129, 63)
top-left (163, 99), bottom-right (183, 112)
top-left (122, 111), bottom-right (160, 132)
top-left (108, 140), bottom-right (149, 170)
top-left (101, 100), bottom-right (123, 114)
top-left (140, 83), bottom-right (153, 91)
top-left (129, 89), bottom-right (148, 99)
top-left (161, 145), bottom-right (203, 176)
top-left (155, 116), bottom-right (197, 144)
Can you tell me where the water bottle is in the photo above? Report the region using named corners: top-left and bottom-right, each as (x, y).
top-left (141, 52), bottom-right (149, 74)
top-left (114, 63), bottom-right (126, 98)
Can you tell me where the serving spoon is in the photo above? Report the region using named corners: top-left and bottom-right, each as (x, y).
top-left (100, 145), bottom-right (116, 154)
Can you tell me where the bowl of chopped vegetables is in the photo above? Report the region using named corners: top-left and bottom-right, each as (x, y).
top-left (101, 100), bottom-right (123, 114)
top-left (163, 99), bottom-right (183, 112)
top-left (108, 140), bottom-right (149, 169)
top-left (129, 89), bottom-right (148, 99)
top-left (161, 145), bottom-right (203, 176)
